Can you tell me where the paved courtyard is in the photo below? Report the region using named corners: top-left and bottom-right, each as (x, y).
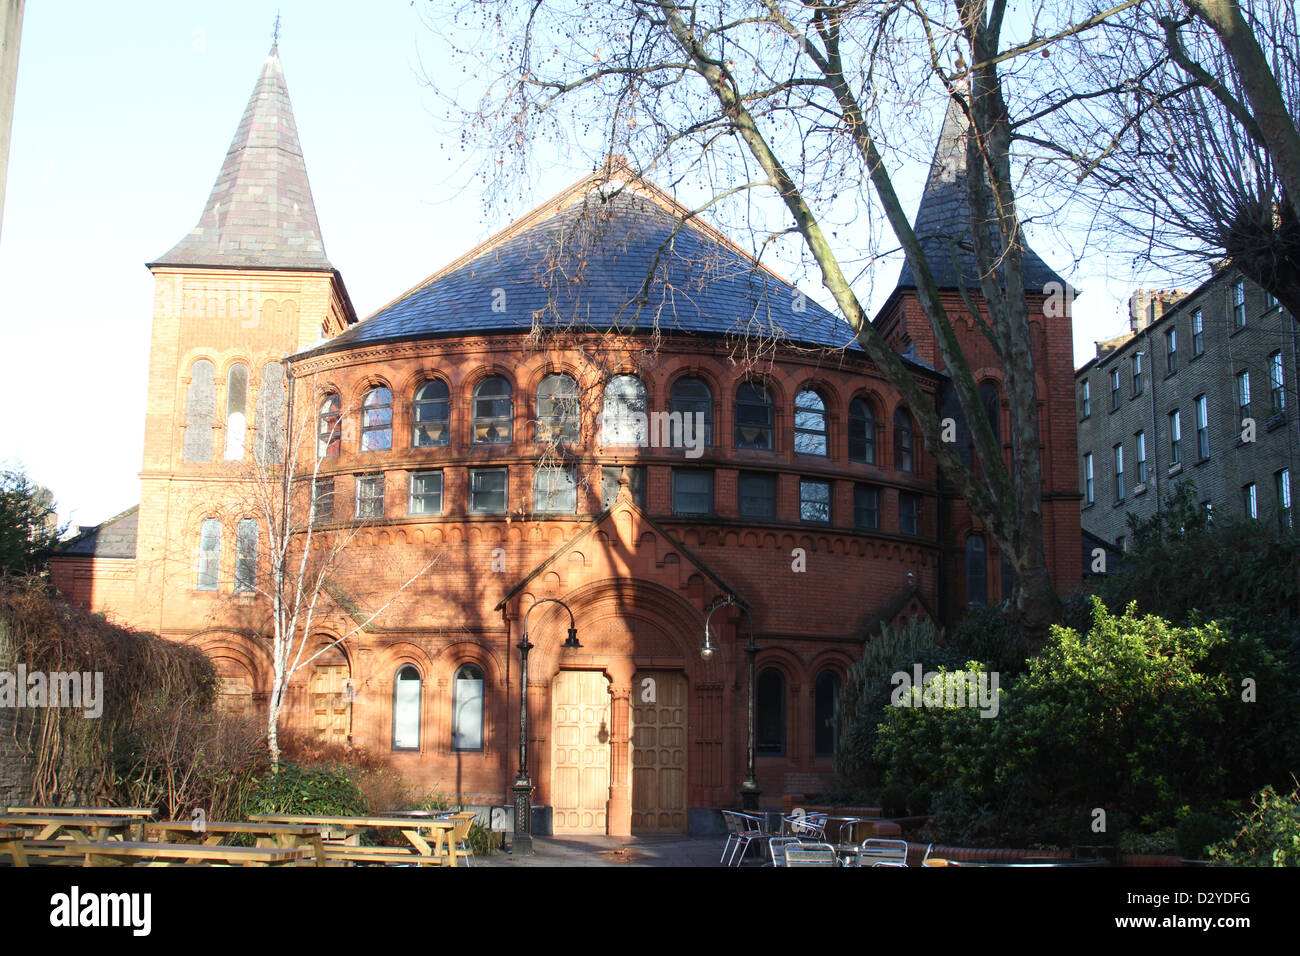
top-left (477, 834), bottom-right (729, 867)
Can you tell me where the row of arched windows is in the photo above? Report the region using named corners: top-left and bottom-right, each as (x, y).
top-left (391, 663), bottom-right (485, 752)
top-left (195, 516), bottom-right (259, 592)
top-left (183, 359), bottom-right (285, 465)
top-left (318, 373), bottom-right (919, 473)
top-left (756, 668), bottom-right (842, 758)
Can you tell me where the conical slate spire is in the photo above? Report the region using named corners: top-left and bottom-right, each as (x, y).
top-left (153, 45), bottom-right (333, 270)
top-left (897, 96), bottom-right (1062, 291)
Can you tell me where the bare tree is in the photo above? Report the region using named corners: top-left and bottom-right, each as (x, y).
top-left (221, 368), bottom-right (442, 767)
top-left (427, 0), bottom-right (1141, 648)
top-left (1061, 0), bottom-right (1300, 312)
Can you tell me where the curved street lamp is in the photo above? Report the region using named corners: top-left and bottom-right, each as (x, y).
top-left (702, 595), bottom-right (760, 811)
top-left (513, 597), bottom-right (581, 855)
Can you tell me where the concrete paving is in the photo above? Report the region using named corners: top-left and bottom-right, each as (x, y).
top-left (475, 834), bottom-right (742, 867)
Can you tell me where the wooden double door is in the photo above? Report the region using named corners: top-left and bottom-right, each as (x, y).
top-left (550, 669), bottom-right (688, 835)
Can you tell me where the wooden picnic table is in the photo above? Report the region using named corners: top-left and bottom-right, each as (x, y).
top-left (6, 805), bottom-right (157, 819)
top-left (144, 820), bottom-right (327, 866)
top-left (0, 813), bottom-right (137, 843)
top-left (10, 840), bottom-right (311, 867)
top-left (248, 813), bottom-right (461, 866)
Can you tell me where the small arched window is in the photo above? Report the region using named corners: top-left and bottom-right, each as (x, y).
top-left (183, 360), bottom-right (216, 463)
top-left (412, 380), bottom-right (450, 447)
top-left (318, 394), bottom-right (341, 459)
top-left (254, 362), bottom-right (286, 465)
top-left (894, 408), bottom-right (914, 473)
top-left (814, 670), bottom-right (841, 757)
top-left (980, 382), bottom-right (1001, 445)
top-left (536, 373), bottom-right (580, 445)
top-left (756, 668), bottom-right (786, 755)
top-left (234, 518), bottom-right (257, 592)
top-left (197, 517), bottom-right (221, 591)
top-left (966, 534), bottom-right (988, 606)
top-left (669, 377), bottom-right (713, 449)
top-left (224, 363), bottom-right (249, 461)
top-left (794, 388), bottom-right (828, 456)
top-left (360, 387), bottom-right (393, 452)
top-left (602, 374), bottom-right (647, 446)
top-left (452, 664), bottom-right (484, 751)
top-left (473, 376), bottom-right (513, 444)
top-left (392, 665), bottom-right (421, 751)
top-left (735, 381), bottom-right (774, 450)
top-left (849, 398), bottom-right (876, 464)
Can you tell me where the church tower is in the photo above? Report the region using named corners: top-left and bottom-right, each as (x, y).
top-left (131, 43), bottom-right (355, 638)
top-left (874, 96), bottom-right (1082, 618)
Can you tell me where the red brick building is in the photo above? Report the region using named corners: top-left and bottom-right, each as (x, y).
top-left (52, 46), bottom-right (1080, 834)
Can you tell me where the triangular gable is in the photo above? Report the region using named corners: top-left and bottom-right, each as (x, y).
top-left (494, 482), bottom-right (745, 612)
top-left (851, 585), bottom-right (937, 642)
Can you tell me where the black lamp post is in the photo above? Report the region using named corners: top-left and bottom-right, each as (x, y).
top-left (512, 597), bottom-right (581, 855)
top-left (702, 596), bottom-right (760, 811)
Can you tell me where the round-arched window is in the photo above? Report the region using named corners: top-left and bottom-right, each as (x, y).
top-left (392, 665), bottom-right (421, 751)
top-left (452, 664), bottom-right (485, 751)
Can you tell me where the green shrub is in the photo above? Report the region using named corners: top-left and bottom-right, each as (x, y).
top-left (1176, 812), bottom-right (1234, 860)
top-left (1119, 828), bottom-right (1177, 856)
top-left (879, 784), bottom-right (909, 818)
top-left (908, 786), bottom-right (933, 815)
top-left (1208, 784), bottom-right (1300, 866)
top-left (245, 763), bottom-right (369, 818)
top-left (948, 605), bottom-right (1022, 675)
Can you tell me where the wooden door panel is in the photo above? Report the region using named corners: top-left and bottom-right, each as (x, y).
top-left (631, 671), bottom-right (688, 833)
top-left (552, 671), bottom-right (610, 834)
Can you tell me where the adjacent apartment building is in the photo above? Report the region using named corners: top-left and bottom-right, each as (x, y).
top-left (1076, 267), bottom-right (1299, 550)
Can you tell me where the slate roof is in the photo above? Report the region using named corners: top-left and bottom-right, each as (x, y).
top-left (56, 507), bottom-right (138, 559)
top-left (151, 45), bottom-right (333, 271)
top-left (897, 97), bottom-right (1064, 292)
top-left (300, 183), bottom-right (861, 357)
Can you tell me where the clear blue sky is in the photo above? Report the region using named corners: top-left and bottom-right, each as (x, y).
top-left (0, 1), bottom-right (1164, 529)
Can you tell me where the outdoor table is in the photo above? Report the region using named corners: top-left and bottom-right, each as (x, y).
top-left (247, 813), bottom-right (460, 866)
top-left (14, 839), bottom-right (311, 867)
top-left (6, 805), bottom-right (156, 818)
top-left (144, 820), bottom-right (328, 866)
top-left (0, 813), bottom-right (136, 843)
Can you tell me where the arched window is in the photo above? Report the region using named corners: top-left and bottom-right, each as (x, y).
top-left (318, 394), bottom-right (341, 459)
top-left (756, 668), bottom-right (786, 755)
top-left (360, 387), bottom-right (393, 452)
top-left (814, 670), bottom-right (841, 757)
top-left (849, 397), bottom-right (876, 464)
top-left (197, 517), bottom-right (221, 591)
top-left (392, 665), bottom-right (421, 751)
top-left (979, 382), bottom-right (1001, 446)
top-left (735, 381), bottom-right (774, 450)
top-left (234, 518), bottom-right (257, 592)
top-left (602, 374), bottom-right (647, 446)
top-left (183, 360), bottom-right (216, 463)
top-left (966, 534), bottom-right (988, 606)
top-left (412, 380), bottom-right (450, 447)
top-left (794, 388), bottom-right (828, 456)
top-left (472, 376), bottom-right (513, 444)
top-left (452, 664), bottom-right (484, 751)
top-left (536, 373), bottom-right (580, 444)
top-left (253, 362), bottom-right (285, 465)
top-left (224, 363), bottom-right (249, 461)
top-left (893, 408), bottom-right (914, 473)
top-left (669, 377), bottom-right (713, 449)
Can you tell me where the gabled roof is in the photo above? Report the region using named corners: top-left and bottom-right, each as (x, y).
top-left (55, 506), bottom-right (138, 559)
top-left (299, 162), bottom-right (858, 358)
top-left (897, 96), bottom-right (1064, 292)
top-left (151, 44), bottom-right (333, 271)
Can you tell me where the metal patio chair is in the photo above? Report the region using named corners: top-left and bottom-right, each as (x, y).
top-left (784, 842), bottom-right (839, 867)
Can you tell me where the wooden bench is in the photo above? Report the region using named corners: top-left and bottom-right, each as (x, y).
top-left (12, 840), bottom-right (311, 867)
top-left (248, 813), bottom-right (462, 866)
top-left (0, 813), bottom-right (136, 843)
top-left (144, 821), bottom-right (328, 867)
top-left (7, 806), bottom-right (156, 818)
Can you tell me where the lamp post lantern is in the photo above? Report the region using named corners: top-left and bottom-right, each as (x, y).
top-left (702, 596), bottom-right (760, 811)
top-left (513, 597), bottom-right (580, 855)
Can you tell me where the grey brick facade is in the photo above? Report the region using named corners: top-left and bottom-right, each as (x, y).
top-left (1077, 265), bottom-right (1300, 548)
